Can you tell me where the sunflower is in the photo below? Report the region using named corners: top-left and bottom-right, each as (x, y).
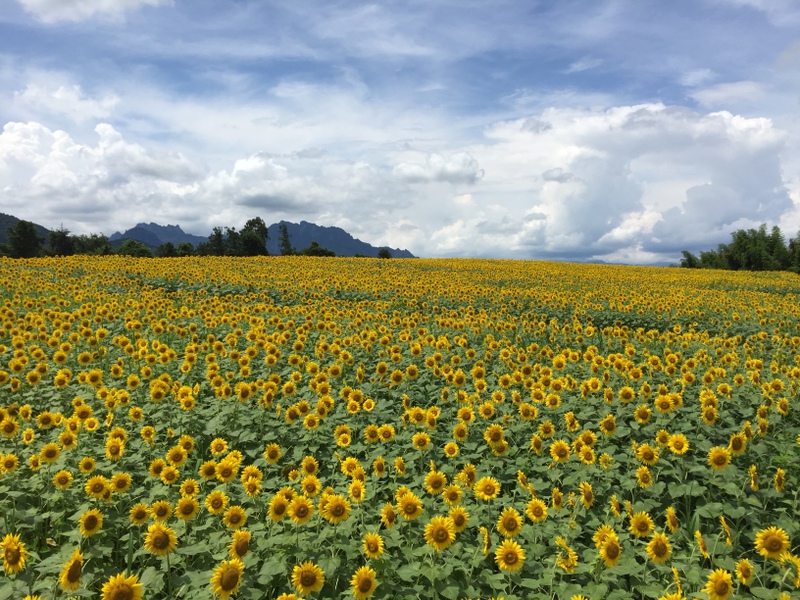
top-left (180, 478), bottom-right (200, 497)
top-left (424, 470), bottom-right (447, 495)
top-left (223, 505), bottom-right (247, 530)
top-left (578, 481), bottom-right (594, 508)
top-left (412, 431), bottom-right (431, 451)
top-left (151, 500), bottom-right (172, 522)
top-left (362, 532), bottom-right (384, 558)
top-left (229, 529), bottom-right (251, 559)
top-left (646, 532), bottom-right (672, 564)
top-left (707, 446), bottom-right (731, 471)
top-left (267, 493), bottom-right (289, 522)
top-left (397, 491), bottom-right (423, 520)
top-left (636, 466), bottom-right (653, 488)
top-left (205, 491), bottom-right (229, 515)
top-left (210, 437), bottom-right (229, 455)
top-left (667, 433), bottom-right (689, 455)
top-left (774, 468), bottom-right (785, 492)
top-left (629, 511), bottom-right (654, 538)
top-left (79, 508), bottom-right (103, 537)
top-left (449, 506), bottom-right (469, 532)
top-left (525, 498), bottom-right (548, 523)
top-left (53, 469), bottom-right (74, 490)
top-left (210, 558), bottom-right (244, 600)
top-left (129, 503), bottom-right (150, 525)
top-left (350, 565), bottom-right (377, 600)
top-left (349, 480), bottom-right (366, 503)
top-left (291, 561), bottom-right (325, 595)
top-left (379, 502), bottom-right (396, 530)
top-left (695, 530), bottom-right (710, 559)
top-left (735, 558), bottom-right (753, 585)
top-left (754, 526), bottom-right (790, 560)
top-left (549, 440), bottom-right (570, 463)
top-left (288, 496), bottom-right (314, 525)
top-left (144, 522), bottom-right (178, 556)
top-left (172, 496), bottom-right (198, 521)
top-left (58, 547), bottom-right (83, 591)
top-left (495, 539), bottom-right (525, 572)
top-left (497, 507), bottom-right (523, 538)
top-left (636, 443), bottom-right (659, 465)
top-left (473, 476), bottom-right (501, 501)
top-left (110, 472), bottom-right (132, 494)
top-left (1, 532), bottom-right (28, 575)
top-left (101, 572), bottom-right (143, 600)
top-left (39, 442), bottom-right (60, 464)
top-left (442, 484), bottom-right (462, 506)
top-left (665, 506), bottom-right (679, 533)
top-left (321, 494), bottom-right (351, 524)
top-left (424, 516), bottom-right (456, 551)
top-left (215, 459), bottom-right (238, 483)
top-left (728, 432), bottom-right (746, 455)
top-left (703, 568), bottom-right (733, 600)
top-left (599, 535), bottom-right (622, 568)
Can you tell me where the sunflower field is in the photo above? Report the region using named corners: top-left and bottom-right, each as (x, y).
top-left (1, 255), bottom-right (799, 600)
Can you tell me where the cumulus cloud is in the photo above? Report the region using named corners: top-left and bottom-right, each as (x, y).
top-left (13, 83), bottom-right (119, 123)
top-left (691, 81), bottom-right (765, 107)
top-left (17, 0), bottom-right (170, 23)
top-left (392, 152), bottom-right (484, 184)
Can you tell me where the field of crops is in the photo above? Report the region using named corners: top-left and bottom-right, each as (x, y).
top-left (1, 256), bottom-right (799, 600)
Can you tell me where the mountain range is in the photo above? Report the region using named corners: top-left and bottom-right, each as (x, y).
top-left (0, 214), bottom-right (416, 258)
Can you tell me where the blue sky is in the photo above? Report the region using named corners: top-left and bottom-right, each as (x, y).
top-left (1, 0), bottom-right (799, 261)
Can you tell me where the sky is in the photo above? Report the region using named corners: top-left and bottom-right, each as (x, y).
top-left (1, 0), bottom-right (800, 262)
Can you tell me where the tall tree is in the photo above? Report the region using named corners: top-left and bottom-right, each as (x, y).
top-left (240, 217), bottom-right (269, 256)
top-left (279, 223), bottom-right (295, 256)
top-left (7, 220), bottom-right (43, 258)
top-left (49, 226), bottom-right (75, 256)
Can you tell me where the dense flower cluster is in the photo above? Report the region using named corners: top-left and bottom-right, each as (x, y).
top-left (0, 255), bottom-right (799, 599)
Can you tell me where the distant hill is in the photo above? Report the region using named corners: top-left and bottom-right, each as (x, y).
top-left (266, 221), bottom-right (415, 258)
top-left (110, 223), bottom-right (207, 248)
top-left (0, 213), bottom-right (51, 245)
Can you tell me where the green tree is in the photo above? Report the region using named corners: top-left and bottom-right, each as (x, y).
top-left (299, 241), bottom-right (335, 257)
top-left (679, 250), bottom-right (699, 268)
top-left (240, 217), bottom-right (269, 256)
top-left (279, 223), bottom-right (295, 256)
top-left (117, 239), bottom-right (153, 257)
top-left (156, 242), bottom-right (177, 257)
top-left (49, 226), bottom-right (75, 256)
top-left (73, 233), bottom-right (111, 255)
top-left (176, 242), bottom-right (195, 257)
top-left (7, 220), bottom-right (43, 258)
top-left (377, 247), bottom-right (392, 259)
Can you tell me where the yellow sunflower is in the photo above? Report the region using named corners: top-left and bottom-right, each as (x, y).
top-left (210, 558), bottom-right (244, 600)
top-left (473, 476), bottom-right (501, 501)
top-left (78, 508), bottom-right (103, 537)
top-left (321, 494), bottom-right (351, 524)
top-left (754, 526), bottom-right (790, 560)
top-left (1, 532), bottom-right (28, 575)
top-left (549, 439), bottom-right (570, 463)
top-left (362, 532), bottom-right (385, 559)
top-left (494, 539), bottom-right (525, 572)
top-left (449, 506), bottom-right (469, 533)
top-left (496, 507), bottom-right (523, 538)
top-left (424, 516), bottom-right (456, 551)
top-left (702, 568), bottom-right (733, 600)
top-left (735, 558), bottom-right (753, 585)
top-left (144, 522), bottom-right (178, 556)
top-left (176, 496), bottom-right (200, 521)
top-left (268, 493), bottom-right (289, 522)
top-left (53, 469), bottom-right (74, 490)
top-left (646, 532), bottom-right (672, 564)
top-left (291, 561), bottom-right (325, 595)
top-left (525, 498), bottom-right (548, 523)
top-left (129, 503), bottom-right (150, 526)
top-left (707, 446), bottom-right (731, 471)
top-left (599, 535), bottom-right (622, 568)
top-left (228, 529), bottom-right (251, 559)
top-left (205, 491), bottom-right (229, 515)
top-left (629, 511), bottom-right (654, 538)
top-left (350, 565), bottom-right (377, 600)
top-left (58, 547), bottom-right (83, 591)
top-left (101, 572), bottom-right (143, 600)
top-left (288, 496), bottom-right (314, 525)
top-left (397, 491), bottom-right (423, 520)
top-left (223, 505), bottom-right (247, 530)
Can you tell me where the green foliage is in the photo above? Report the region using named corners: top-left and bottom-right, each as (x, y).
top-left (116, 239), bottom-right (153, 257)
top-left (682, 224), bottom-right (800, 272)
top-left (298, 240), bottom-right (336, 256)
top-left (378, 247), bottom-right (393, 259)
top-left (279, 223), bottom-right (295, 256)
top-left (7, 219), bottom-right (43, 258)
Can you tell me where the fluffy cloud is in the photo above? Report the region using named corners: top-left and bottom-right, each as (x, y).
top-left (17, 0), bottom-right (169, 23)
top-left (690, 81), bottom-right (765, 107)
top-left (13, 83), bottom-right (119, 123)
top-left (392, 152), bottom-right (484, 184)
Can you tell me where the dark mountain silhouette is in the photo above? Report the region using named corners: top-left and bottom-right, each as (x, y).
top-left (109, 223), bottom-right (207, 247)
top-left (0, 213), bottom-right (51, 245)
top-left (266, 221), bottom-right (415, 258)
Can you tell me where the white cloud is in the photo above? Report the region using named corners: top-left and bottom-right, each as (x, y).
top-left (13, 83), bottom-right (119, 123)
top-left (392, 152), bottom-right (484, 184)
top-left (680, 68), bottom-right (714, 87)
top-left (691, 81), bottom-right (765, 107)
top-left (566, 57), bottom-right (603, 74)
top-left (17, 0), bottom-right (170, 23)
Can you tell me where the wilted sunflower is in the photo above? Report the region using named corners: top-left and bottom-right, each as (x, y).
top-left (58, 547), bottom-right (83, 592)
top-left (101, 572), bottom-right (143, 600)
top-left (350, 565), bottom-right (377, 600)
top-left (494, 539), bottom-right (525, 571)
top-left (210, 558), bottom-right (244, 600)
top-left (291, 561), bottom-right (325, 595)
top-left (144, 522), bottom-right (178, 556)
top-left (1, 532), bottom-right (28, 575)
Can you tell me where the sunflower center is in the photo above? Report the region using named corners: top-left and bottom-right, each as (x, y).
top-left (67, 559), bottom-right (82, 582)
top-left (4, 546), bottom-right (20, 565)
top-left (653, 540), bottom-right (667, 556)
top-left (300, 571), bottom-right (317, 587)
top-left (358, 577), bottom-right (373, 593)
top-left (331, 503), bottom-right (345, 517)
top-left (503, 551), bottom-right (518, 565)
top-left (181, 504), bottom-right (194, 516)
top-left (235, 538), bottom-right (249, 556)
top-left (605, 542), bottom-right (620, 559)
top-left (133, 509), bottom-right (147, 520)
top-left (636, 522), bottom-right (648, 533)
top-left (84, 515), bottom-right (98, 530)
top-left (765, 535), bottom-right (783, 553)
top-left (228, 512), bottom-right (242, 525)
top-left (211, 498), bottom-right (223, 509)
top-left (532, 506), bottom-right (543, 517)
top-left (714, 580), bottom-right (730, 595)
top-left (453, 514), bottom-right (465, 527)
top-left (220, 567), bottom-right (240, 591)
top-left (434, 527), bottom-right (449, 542)
top-left (152, 531), bottom-right (170, 550)
top-left (367, 541), bottom-right (379, 552)
top-left (110, 584), bottom-right (133, 600)
top-left (503, 517), bottom-right (518, 532)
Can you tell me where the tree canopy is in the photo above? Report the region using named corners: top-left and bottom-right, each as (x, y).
top-left (680, 224), bottom-right (800, 273)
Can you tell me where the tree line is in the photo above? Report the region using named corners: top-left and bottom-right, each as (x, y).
top-left (680, 224), bottom-right (800, 272)
top-left (0, 219), bottom-right (393, 259)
